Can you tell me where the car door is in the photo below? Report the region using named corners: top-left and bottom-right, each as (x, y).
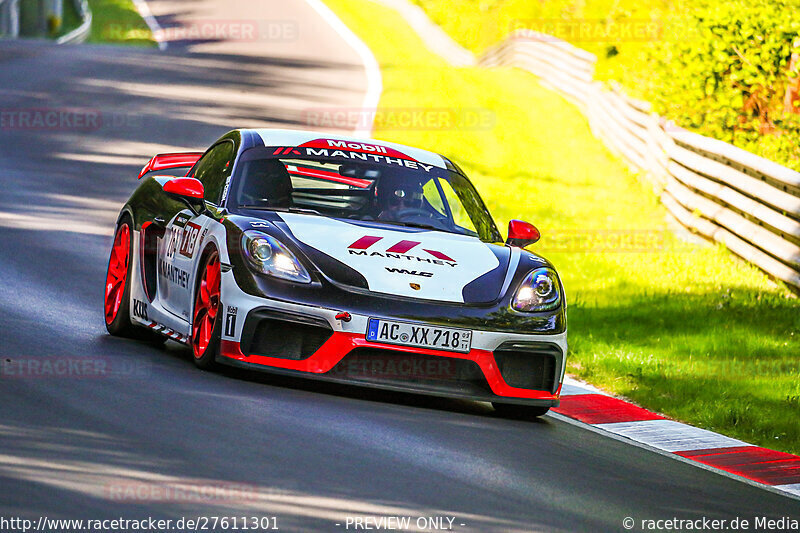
top-left (158, 141), bottom-right (235, 321)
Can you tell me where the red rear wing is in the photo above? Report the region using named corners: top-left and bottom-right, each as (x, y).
top-left (138, 152), bottom-right (203, 179)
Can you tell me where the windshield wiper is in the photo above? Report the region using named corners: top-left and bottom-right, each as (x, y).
top-left (238, 206), bottom-right (322, 215)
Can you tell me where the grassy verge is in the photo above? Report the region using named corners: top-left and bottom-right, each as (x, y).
top-left (324, 0), bottom-right (800, 453)
top-left (54, 0), bottom-right (82, 38)
top-left (86, 0), bottom-right (156, 46)
top-left (17, 0), bottom-right (154, 45)
top-left (403, 0), bottom-right (671, 84)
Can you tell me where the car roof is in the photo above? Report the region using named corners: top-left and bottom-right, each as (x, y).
top-left (244, 128), bottom-right (450, 170)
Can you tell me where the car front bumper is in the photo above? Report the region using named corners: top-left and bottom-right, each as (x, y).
top-left (218, 270), bottom-right (566, 407)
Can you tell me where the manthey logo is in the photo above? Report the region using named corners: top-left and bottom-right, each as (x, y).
top-left (347, 236), bottom-right (457, 277)
top-left (325, 139), bottom-right (390, 153)
top-left (293, 139), bottom-right (436, 172)
top-left (302, 138), bottom-right (399, 155)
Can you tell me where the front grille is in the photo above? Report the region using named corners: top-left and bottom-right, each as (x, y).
top-left (493, 343), bottom-right (561, 393)
top-left (241, 309), bottom-right (333, 360)
top-left (327, 348), bottom-right (492, 396)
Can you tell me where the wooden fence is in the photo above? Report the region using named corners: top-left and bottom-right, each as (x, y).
top-left (481, 29), bottom-right (800, 291)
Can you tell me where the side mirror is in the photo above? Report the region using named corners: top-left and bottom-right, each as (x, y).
top-left (507, 219), bottom-right (540, 248)
top-left (161, 177), bottom-right (206, 216)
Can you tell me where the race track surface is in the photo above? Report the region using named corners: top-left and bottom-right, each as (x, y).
top-left (0, 1), bottom-right (798, 531)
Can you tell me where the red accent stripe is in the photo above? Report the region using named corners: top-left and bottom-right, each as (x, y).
top-left (386, 240), bottom-right (421, 253)
top-left (288, 167), bottom-right (372, 188)
top-left (424, 249), bottom-right (455, 262)
top-left (553, 394), bottom-right (666, 424)
top-left (676, 446), bottom-right (800, 486)
top-left (348, 235), bottom-right (383, 250)
top-left (283, 147), bottom-right (293, 155)
top-left (218, 333), bottom-right (559, 401)
top-left (273, 147), bottom-right (284, 155)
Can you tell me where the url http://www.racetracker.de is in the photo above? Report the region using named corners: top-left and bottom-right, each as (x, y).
top-left (0, 516), bottom-right (281, 532)
top-left (0, 515), bottom-right (470, 532)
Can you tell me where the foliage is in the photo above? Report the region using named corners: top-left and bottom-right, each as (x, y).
top-left (646, 0), bottom-right (800, 169)
top-left (410, 0), bottom-right (800, 170)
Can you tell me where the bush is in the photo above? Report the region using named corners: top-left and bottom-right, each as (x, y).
top-left (411, 0), bottom-right (800, 170)
top-left (645, 0), bottom-right (800, 170)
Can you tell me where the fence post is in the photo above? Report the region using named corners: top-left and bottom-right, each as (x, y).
top-left (46, 0), bottom-right (62, 35)
top-left (478, 27), bottom-right (800, 293)
top-left (0, 0), bottom-right (21, 38)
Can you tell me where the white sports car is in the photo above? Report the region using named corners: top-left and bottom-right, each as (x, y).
top-left (104, 129), bottom-right (567, 417)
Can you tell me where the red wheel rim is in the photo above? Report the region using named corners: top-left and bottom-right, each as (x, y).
top-left (192, 251), bottom-right (220, 359)
top-left (104, 223), bottom-right (130, 325)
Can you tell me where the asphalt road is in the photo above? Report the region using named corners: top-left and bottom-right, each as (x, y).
top-left (0, 1), bottom-right (798, 531)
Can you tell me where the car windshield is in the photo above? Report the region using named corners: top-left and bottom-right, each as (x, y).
top-left (230, 147), bottom-right (503, 243)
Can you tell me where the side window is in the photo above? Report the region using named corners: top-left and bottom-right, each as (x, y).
top-left (422, 179), bottom-right (446, 216)
top-left (439, 179), bottom-right (478, 234)
top-left (192, 142), bottom-right (235, 205)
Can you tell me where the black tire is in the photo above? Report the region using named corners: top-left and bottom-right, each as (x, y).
top-left (191, 247), bottom-right (222, 370)
top-left (104, 214), bottom-right (167, 344)
top-left (104, 215), bottom-right (139, 337)
top-left (492, 402), bottom-right (550, 419)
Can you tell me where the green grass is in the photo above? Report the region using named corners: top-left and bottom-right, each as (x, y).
top-left (17, 0), bottom-right (153, 45)
top-left (53, 0), bottom-right (81, 39)
top-left (86, 0), bottom-right (156, 46)
top-left (406, 0), bottom-right (677, 88)
top-left (325, 0), bottom-right (800, 453)
top-left (19, 0), bottom-right (44, 36)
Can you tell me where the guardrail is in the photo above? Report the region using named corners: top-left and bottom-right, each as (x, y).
top-left (0, 0), bottom-right (20, 38)
top-left (56, 0), bottom-right (91, 44)
top-left (0, 0), bottom-right (90, 42)
top-left (480, 29), bottom-right (800, 292)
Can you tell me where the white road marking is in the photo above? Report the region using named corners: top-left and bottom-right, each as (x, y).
top-left (560, 375), bottom-right (608, 396)
top-left (303, 0), bottom-right (382, 138)
top-left (775, 483), bottom-right (800, 497)
top-left (131, 0), bottom-right (167, 50)
top-left (366, 0), bottom-right (474, 66)
top-left (595, 419), bottom-right (753, 453)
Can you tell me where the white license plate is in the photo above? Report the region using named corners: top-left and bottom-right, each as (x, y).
top-left (366, 318), bottom-right (472, 353)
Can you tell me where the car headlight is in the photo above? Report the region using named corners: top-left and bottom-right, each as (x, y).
top-left (241, 231), bottom-right (311, 283)
top-left (512, 268), bottom-right (561, 312)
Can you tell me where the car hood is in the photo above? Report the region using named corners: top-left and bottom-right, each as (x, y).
top-left (274, 212), bottom-right (511, 304)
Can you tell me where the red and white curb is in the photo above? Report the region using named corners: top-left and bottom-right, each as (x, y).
top-left (554, 376), bottom-right (800, 500)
